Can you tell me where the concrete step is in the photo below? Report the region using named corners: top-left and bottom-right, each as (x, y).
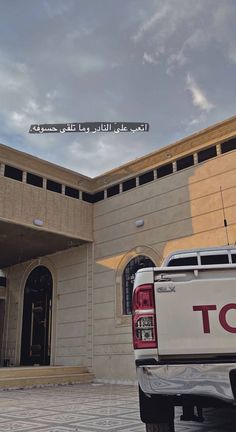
top-left (0, 365), bottom-right (88, 379)
top-left (0, 372), bottom-right (94, 388)
top-left (0, 366), bottom-right (94, 388)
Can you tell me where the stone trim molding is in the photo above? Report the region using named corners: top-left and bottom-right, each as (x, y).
top-left (115, 245), bottom-right (163, 326)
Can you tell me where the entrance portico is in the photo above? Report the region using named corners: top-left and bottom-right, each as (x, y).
top-left (0, 147), bottom-right (93, 369)
top-left (0, 222), bottom-right (94, 385)
top-left (0, 218), bottom-right (91, 369)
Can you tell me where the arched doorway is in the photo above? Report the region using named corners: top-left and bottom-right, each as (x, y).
top-left (20, 266), bottom-right (53, 366)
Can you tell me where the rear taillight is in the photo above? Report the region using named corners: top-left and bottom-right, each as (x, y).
top-left (132, 284), bottom-right (157, 349)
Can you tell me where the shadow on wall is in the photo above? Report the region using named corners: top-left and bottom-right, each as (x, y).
top-left (95, 149), bottom-right (236, 276)
top-left (162, 151), bottom-right (236, 257)
top-left (92, 149), bottom-right (236, 381)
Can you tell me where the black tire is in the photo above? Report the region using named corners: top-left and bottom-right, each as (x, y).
top-left (146, 422), bottom-right (175, 432)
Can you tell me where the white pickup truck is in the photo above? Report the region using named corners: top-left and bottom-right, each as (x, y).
top-left (133, 246), bottom-right (236, 432)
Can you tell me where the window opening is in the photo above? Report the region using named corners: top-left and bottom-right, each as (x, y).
top-left (82, 191), bottom-right (93, 203)
top-left (221, 138), bottom-right (236, 154)
top-left (93, 190), bottom-right (104, 202)
top-left (176, 155), bottom-right (194, 171)
top-left (65, 186), bottom-right (80, 199)
top-left (4, 165), bottom-right (23, 181)
top-left (27, 172), bottom-right (43, 188)
top-left (122, 177), bottom-right (136, 192)
top-left (139, 170), bottom-right (154, 185)
top-left (107, 184), bottom-right (120, 198)
top-left (157, 163), bottom-right (173, 178)
top-left (123, 255), bottom-right (155, 315)
top-left (198, 146), bottom-right (217, 163)
top-left (46, 179), bottom-right (62, 194)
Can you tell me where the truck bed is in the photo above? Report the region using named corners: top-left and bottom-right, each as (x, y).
top-left (154, 266), bottom-right (236, 357)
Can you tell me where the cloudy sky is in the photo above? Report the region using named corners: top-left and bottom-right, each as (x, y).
top-left (1, 0), bottom-right (236, 177)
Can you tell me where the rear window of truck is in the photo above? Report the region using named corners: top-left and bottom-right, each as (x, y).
top-left (168, 256), bottom-right (198, 266)
top-left (200, 254), bottom-right (229, 265)
top-left (167, 253), bottom-right (230, 266)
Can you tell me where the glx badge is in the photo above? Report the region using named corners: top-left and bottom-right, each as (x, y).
top-left (157, 285), bottom-right (176, 293)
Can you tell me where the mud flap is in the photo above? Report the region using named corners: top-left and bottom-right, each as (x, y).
top-left (139, 386), bottom-right (174, 424)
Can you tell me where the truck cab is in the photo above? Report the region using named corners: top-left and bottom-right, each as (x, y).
top-left (133, 246), bottom-right (236, 432)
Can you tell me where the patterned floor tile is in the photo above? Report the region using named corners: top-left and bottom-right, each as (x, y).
top-left (0, 417), bottom-right (17, 423)
top-left (0, 420), bottom-right (46, 431)
top-left (39, 413), bottom-right (97, 424)
top-left (83, 399), bottom-right (131, 408)
top-left (120, 401), bottom-right (139, 408)
top-left (84, 406), bottom-right (137, 416)
top-left (118, 411), bottom-right (141, 421)
top-left (32, 428), bottom-right (75, 432)
top-left (118, 425), bottom-right (145, 432)
top-left (46, 404), bottom-right (90, 413)
top-left (0, 406), bottom-right (25, 413)
top-left (1, 384), bottom-right (236, 431)
top-left (1, 409), bottom-right (58, 419)
top-left (72, 417), bottom-right (140, 430)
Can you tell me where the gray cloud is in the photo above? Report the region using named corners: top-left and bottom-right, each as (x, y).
top-left (186, 74), bottom-right (215, 113)
top-left (133, 3), bottom-right (171, 42)
top-left (0, 1), bottom-right (236, 176)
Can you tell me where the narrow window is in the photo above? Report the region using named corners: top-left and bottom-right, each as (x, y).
top-left (4, 165), bottom-right (23, 181)
top-left (198, 146), bottom-right (217, 163)
top-left (0, 277), bottom-right (6, 287)
top-left (221, 138), bottom-right (236, 154)
top-left (46, 179), bottom-right (62, 194)
top-left (122, 255), bottom-right (155, 315)
top-left (139, 170), bottom-right (154, 185)
top-left (93, 190), bottom-right (104, 203)
top-left (65, 186), bottom-right (80, 199)
top-left (26, 172), bottom-right (43, 188)
top-left (107, 184), bottom-right (120, 198)
top-left (157, 163), bottom-right (173, 178)
top-left (82, 192), bottom-right (93, 203)
top-left (122, 177), bottom-right (136, 192)
top-left (176, 154), bottom-right (194, 171)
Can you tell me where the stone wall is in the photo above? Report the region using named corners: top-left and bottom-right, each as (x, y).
top-left (92, 150), bottom-right (236, 381)
top-left (3, 148), bottom-right (236, 381)
top-left (3, 244), bottom-right (92, 369)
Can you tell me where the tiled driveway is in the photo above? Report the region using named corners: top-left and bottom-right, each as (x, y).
top-left (0, 383), bottom-right (236, 431)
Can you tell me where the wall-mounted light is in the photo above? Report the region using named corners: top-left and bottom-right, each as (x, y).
top-left (33, 219), bottom-right (44, 227)
top-left (135, 219), bottom-right (144, 228)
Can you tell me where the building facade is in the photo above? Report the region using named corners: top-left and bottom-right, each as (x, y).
top-left (1, 116), bottom-right (236, 381)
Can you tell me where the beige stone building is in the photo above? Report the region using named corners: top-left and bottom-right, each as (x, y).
top-left (1, 115), bottom-right (236, 382)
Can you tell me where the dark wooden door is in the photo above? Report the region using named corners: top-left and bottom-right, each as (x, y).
top-left (20, 266), bottom-right (52, 366)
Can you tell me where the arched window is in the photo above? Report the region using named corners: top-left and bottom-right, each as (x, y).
top-left (122, 255), bottom-right (155, 315)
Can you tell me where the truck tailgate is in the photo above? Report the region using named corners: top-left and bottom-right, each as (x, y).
top-left (154, 267), bottom-right (236, 356)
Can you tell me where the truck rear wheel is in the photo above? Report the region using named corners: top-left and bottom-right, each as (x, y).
top-left (146, 422), bottom-right (175, 432)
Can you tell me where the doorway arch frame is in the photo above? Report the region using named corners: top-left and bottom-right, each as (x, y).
top-left (16, 257), bottom-right (57, 366)
top-left (115, 245), bottom-right (163, 326)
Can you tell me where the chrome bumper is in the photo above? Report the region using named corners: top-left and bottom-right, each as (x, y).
top-left (137, 363), bottom-right (236, 402)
